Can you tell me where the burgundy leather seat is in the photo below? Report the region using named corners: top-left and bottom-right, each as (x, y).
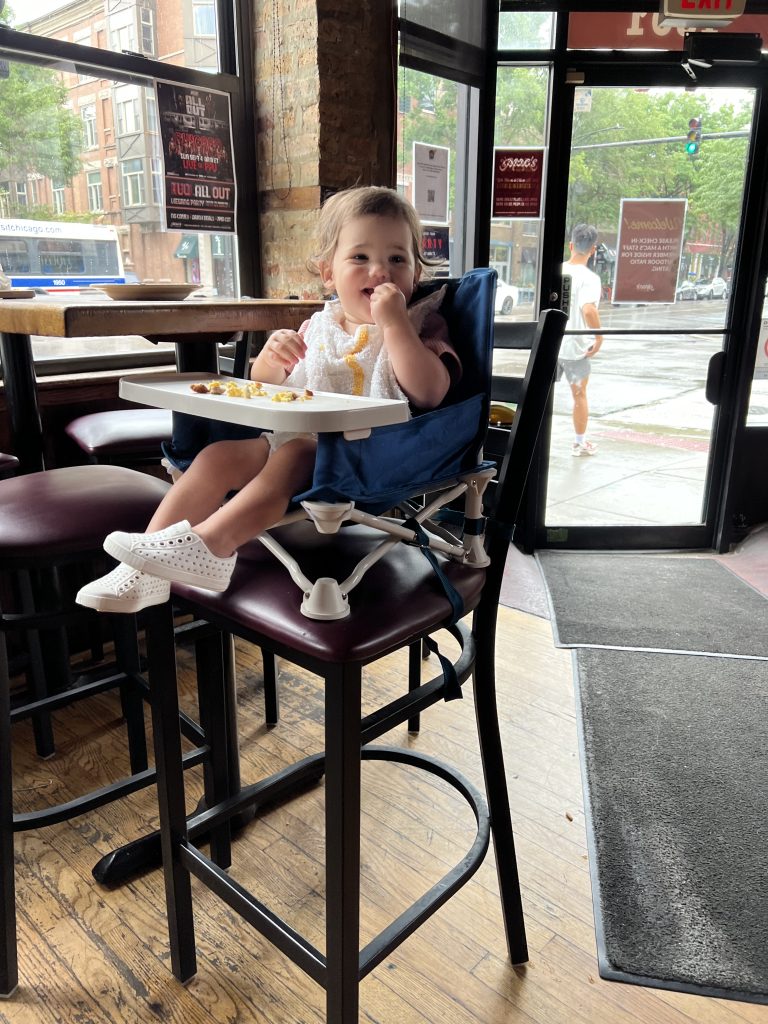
top-left (0, 464), bottom-right (169, 564)
top-left (0, 454), bottom-right (18, 481)
top-left (65, 409), bottom-right (172, 465)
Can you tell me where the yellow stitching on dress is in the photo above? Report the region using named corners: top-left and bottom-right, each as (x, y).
top-left (344, 325), bottom-right (369, 396)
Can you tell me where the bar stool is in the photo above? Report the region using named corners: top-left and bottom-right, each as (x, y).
top-left (143, 308), bottom-right (568, 1022)
top-left (64, 332), bottom-right (256, 470)
top-left (65, 408), bottom-right (173, 467)
top-left (0, 463), bottom-right (176, 997)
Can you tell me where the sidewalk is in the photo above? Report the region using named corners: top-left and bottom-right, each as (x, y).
top-left (545, 371), bottom-right (714, 527)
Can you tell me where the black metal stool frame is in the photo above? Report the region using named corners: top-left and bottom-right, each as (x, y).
top-left (0, 464), bottom-right (216, 997)
top-left (145, 308), bottom-right (567, 1022)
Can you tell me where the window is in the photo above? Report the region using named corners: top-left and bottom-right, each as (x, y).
top-left (121, 158), bottom-right (145, 206)
top-left (3, 7), bottom-right (256, 374)
top-left (52, 183), bottom-right (66, 215)
top-left (73, 27), bottom-right (94, 82)
top-left (150, 157), bottom-right (163, 205)
top-left (16, 0), bottom-right (223, 72)
top-left (491, 65), bottom-right (550, 316)
top-left (15, 182), bottom-right (28, 207)
top-left (0, 239), bottom-right (31, 274)
top-left (39, 239), bottom-right (85, 275)
top-left (110, 21), bottom-right (136, 55)
top-left (87, 170), bottom-right (103, 212)
top-left (116, 90), bottom-right (141, 135)
top-left (146, 94), bottom-right (158, 134)
top-left (193, 3), bottom-right (216, 37)
top-left (81, 103), bottom-right (97, 149)
top-left (140, 8), bottom-right (156, 56)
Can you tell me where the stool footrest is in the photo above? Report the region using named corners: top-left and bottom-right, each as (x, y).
top-left (175, 746), bottom-right (490, 988)
top-left (14, 745), bottom-right (208, 831)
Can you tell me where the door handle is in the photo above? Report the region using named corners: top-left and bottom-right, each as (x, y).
top-left (705, 350), bottom-right (726, 405)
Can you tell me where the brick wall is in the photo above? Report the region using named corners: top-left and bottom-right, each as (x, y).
top-left (252, 0), bottom-right (395, 298)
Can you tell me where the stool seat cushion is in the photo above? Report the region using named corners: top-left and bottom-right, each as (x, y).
top-left (0, 465), bottom-right (169, 564)
top-left (172, 520), bottom-right (486, 664)
top-left (0, 453), bottom-right (19, 480)
top-left (65, 409), bottom-right (173, 456)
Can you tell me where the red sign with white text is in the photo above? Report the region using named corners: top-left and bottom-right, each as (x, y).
top-left (568, 11), bottom-right (766, 49)
top-left (492, 148), bottom-right (544, 219)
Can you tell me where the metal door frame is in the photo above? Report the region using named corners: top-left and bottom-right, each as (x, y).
top-left (522, 12), bottom-right (768, 551)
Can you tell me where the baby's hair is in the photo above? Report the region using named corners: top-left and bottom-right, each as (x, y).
top-left (308, 185), bottom-right (430, 275)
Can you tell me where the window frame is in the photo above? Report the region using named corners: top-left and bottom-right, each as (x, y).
top-left (86, 169), bottom-right (103, 212)
top-left (0, 0), bottom-right (260, 375)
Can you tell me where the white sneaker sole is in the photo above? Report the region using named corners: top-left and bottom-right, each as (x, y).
top-left (103, 534), bottom-right (234, 591)
top-left (76, 585), bottom-right (170, 614)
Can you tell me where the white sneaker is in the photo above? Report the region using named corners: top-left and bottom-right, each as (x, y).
top-left (572, 440), bottom-right (598, 457)
top-left (104, 520), bottom-right (237, 591)
top-left (76, 563), bottom-right (171, 613)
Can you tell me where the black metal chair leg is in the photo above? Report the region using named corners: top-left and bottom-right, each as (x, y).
top-left (0, 635), bottom-right (18, 996)
top-left (195, 629), bottom-right (231, 868)
top-left (145, 602), bottom-right (197, 983)
top-left (407, 641), bottom-right (422, 734)
top-left (17, 570), bottom-right (55, 758)
top-left (324, 663), bottom-right (363, 1024)
top-left (112, 614), bottom-right (149, 775)
top-left (472, 606), bottom-right (528, 965)
top-left (261, 648), bottom-right (279, 726)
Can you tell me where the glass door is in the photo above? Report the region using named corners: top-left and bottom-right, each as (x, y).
top-left (543, 84), bottom-right (755, 541)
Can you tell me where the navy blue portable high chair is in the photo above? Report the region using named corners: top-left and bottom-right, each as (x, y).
top-left (143, 270), bottom-right (567, 1023)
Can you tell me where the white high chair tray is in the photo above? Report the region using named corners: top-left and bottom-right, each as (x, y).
top-left (120, 372), bottom-right (410, 438)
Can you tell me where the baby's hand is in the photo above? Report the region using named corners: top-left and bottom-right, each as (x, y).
top-left (369, 283), bottom-right (408, 330)
top-left (255, 330), bottom-right (306, 377)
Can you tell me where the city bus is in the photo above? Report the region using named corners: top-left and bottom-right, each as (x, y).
top-left (0, 218), bottom-right (126, 291)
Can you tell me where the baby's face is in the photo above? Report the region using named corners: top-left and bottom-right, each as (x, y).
top-left (321, 214), bottom-right (419, 328)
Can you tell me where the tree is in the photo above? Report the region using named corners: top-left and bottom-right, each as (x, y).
top-left (0, 10), bottom-right (82, 213)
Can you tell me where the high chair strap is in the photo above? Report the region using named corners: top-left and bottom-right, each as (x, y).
top-left (403, 518), bottom-right (464, 701)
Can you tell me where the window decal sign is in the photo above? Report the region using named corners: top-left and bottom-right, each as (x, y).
top-left (612, 198), bottom-right (688, 304)
top-left (156, 81), bottom-right (237, 233)
top-left (412, 142), bottom-right (450, 224)
top-left (421, 225), bottom-right (449, 263)
top-left (492, 148), bottom-right (544, 219)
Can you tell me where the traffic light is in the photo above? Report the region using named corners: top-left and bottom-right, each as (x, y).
top-left (686, 116), bottom-right (702, 157)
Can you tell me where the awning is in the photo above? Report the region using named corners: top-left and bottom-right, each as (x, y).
top-left (174, 235), bottom-right (199, 259)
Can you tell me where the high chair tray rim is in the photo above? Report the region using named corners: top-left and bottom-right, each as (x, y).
top-left (119, 371), bottom-right (410, 436)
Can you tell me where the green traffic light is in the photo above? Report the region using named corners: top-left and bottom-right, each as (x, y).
top-left (686, 141), bottom-right (699, 154)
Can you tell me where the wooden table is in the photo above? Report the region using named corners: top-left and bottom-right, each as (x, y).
top-left (0, 297), bottom-right (322, 473)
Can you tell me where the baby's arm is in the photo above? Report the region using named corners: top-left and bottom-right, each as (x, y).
top-left (250, 327), bottom-right (307, 384)
top-left (370, 284), bottom-right (450, 408)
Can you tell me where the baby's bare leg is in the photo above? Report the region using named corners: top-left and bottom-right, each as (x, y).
top-left (192, 436), bottom-right (318, 557)
top-left (147, 437), bottom-right (270, 532)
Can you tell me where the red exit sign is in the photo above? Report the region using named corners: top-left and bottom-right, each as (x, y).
top-left (661, 0), bottom-right (746, 16)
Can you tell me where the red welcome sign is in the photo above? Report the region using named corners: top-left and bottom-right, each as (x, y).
top-left (492, 148), bottom-right (544, 219)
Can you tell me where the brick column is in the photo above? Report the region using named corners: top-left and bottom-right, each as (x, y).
top-left (252, 0), bottom-right (396, 298)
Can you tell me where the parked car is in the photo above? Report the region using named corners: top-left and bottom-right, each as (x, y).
top-left (694, 276), bottom-right (728, 300)
top-left (494, 280), bottom-right (519, 315)
top-left (675, 280), bottom-right (698, 301)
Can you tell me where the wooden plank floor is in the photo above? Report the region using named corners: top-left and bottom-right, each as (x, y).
top-left (5, 607), bottom-right (768, 1024)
